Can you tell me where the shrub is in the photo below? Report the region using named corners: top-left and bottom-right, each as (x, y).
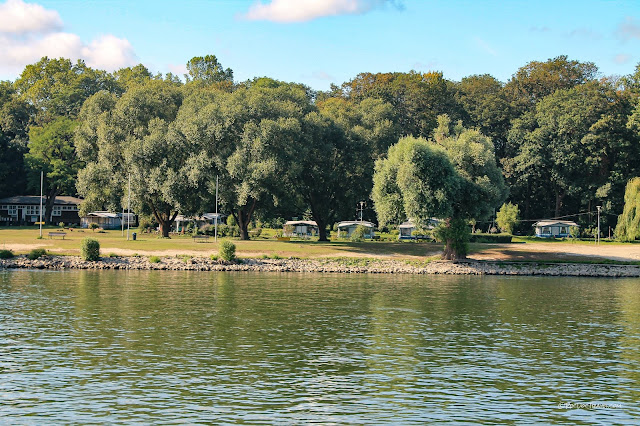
top-left (350, 225), bottom-right (368, 242)
top-left (210, 254), bottom-right (219, 261)
top-left (89, 222), bottom-right (99, 232)
top-left (219, 240), bottom-right (236, 261)
top-left (108, 253), bottom-right (118, 258)
top-left (149, 256), bottom-right (161, 263)
top-left (58, 222), bottom-right (65, 228)
top-left (468, 233), bottom-right (513, 243)
top-left (496, 202), bottom-right (520, 234)
top-left (250, 227), bottom-right (263, 238)
top-left (81, 238), bottom-right (100, 261)
top-left (0, 249), bottom-right (14, 259)
top-left (27, 248), bottom-right (47, 260)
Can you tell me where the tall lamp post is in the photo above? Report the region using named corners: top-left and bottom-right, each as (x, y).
top-left (596, 205), bottom-right (601, 245)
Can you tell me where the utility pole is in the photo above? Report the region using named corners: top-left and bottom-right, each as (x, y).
top-left (39, 170), bottom-right (43, 238)
top-left (596, 205), bottom-right (601, 245)
top-left (215, 175), bottom-right (219, 242)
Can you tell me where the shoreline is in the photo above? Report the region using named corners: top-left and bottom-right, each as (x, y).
top-left (2, 255), bottom-right (640, 277)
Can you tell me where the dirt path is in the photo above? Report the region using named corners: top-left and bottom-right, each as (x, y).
top-left (469, 242), bottom-right (640, 262)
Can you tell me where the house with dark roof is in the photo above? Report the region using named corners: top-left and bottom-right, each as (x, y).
top-left (0, 195), bottom-right (83, 225)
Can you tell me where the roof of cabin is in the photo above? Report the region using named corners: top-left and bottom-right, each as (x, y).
top-left (284, 220), bottom-right (318, 226)
top-left (533, 220), bottom-right (579, 227)
top-left (0, 195), bottom-right (83, 205)
top-left (337, 221), bottom-right (376, 228)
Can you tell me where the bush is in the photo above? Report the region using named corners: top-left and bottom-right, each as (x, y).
top-left (250, 227), bottom-right (263, 238)
top-left (58, 222), bottom-right (65, 228)
top-left (496, 202), bottom-right (519, 234)
top-left (350, 225), bottom-right (367, 242)
top-left (468, 233), bottom-right (513, 243)
top-left (89, 222), bottom-right (99, 232)
top-left (219, 240), bottom-right (236, 261)
top-left (149, 256), bottom-right (161, 263)
top-left (0, 249), bottom-right (14, 259)
top-left (27, 248), bottom-right (47, 260)
top-left (81, 238), bottom-right (100, 261)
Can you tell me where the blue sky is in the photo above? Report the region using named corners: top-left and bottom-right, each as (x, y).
top-left (1, 0), bottom-right (639, 90)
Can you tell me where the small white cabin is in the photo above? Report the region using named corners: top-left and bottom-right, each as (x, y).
top-left (174, 213), bottom-right (226, 232)
top-left (533, 220), bottom-right (579, 238)
top-left (398, 219), bottom-right (439, 240)
top-left (337, 221), bottom-right (376, 239)
top-left (283, 220), bottom-right (318, 237)
top-left (81, 211), bottom-right (136, 230)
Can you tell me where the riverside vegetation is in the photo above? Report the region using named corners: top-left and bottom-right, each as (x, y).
top-left (2, 55), bottom-right (640, 259)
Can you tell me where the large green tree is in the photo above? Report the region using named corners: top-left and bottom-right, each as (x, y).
top-left (76, 80), bottom-right (193, 237)
top-left (456, 74), bottom-right (514, 159)
top-left (26, 117), bottom-right (82, 223)
top-left (504, 80), bottom-right (638, 223)
top-left (14, 57), bottom-right (116, 123)
top-left (615, 177), bottom-right (640, 241)
top-left (0, 82), bottom-right (32, 197)
top-left (171, 79), bottom-right (313, 239)
top-left (372, 116), bottom-right (507, 259)
top-left (341, 71), bottom-right (463, 139)
top-left (185, 55), bottom-right (233, 85)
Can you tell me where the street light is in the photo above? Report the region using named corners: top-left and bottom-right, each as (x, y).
top-left (596, 205), bottom-right (601, 245)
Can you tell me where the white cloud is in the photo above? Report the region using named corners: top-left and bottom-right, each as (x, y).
top-left (613, 53), bottom-right (631, 64)
top-left (616, 17), bottom-right (640, 41)
top-left (82, 35), bottom-right (137, 71)
top-left (242, 0), bottom-right (398, 23)
top-left (0, 0), bottom-right (138, 76)
top-left (0, 0), bottom-right (62, 34)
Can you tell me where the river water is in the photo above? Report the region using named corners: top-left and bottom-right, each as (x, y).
top-left (0, 270), bottom-right (638, 424)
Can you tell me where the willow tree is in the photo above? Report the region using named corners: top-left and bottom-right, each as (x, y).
top-left (615, 178), bottom-right (640, 241)
top-left (372, 115), bottom-right (507, 260)
top-left (171, 79), bottom-right (313, 240)
top-left (76, 80), bottom-right (203, 237)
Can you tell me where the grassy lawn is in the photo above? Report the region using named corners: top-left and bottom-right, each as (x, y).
top-left (0, 226), bottom-right (442, 258)
top-left (2, 226), bottom-right (639, 263)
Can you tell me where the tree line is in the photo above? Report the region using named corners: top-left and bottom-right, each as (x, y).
top-left (1, 54), bottom-right (640, 247)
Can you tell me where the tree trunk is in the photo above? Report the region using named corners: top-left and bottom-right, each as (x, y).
top-left (159, 222), bottom-right (170, 238)
top-left (316, 218), bottom-right (328, 241)
top-left (234, 199), bottom-right (257, 241)
top-left (151, 205), bottom-right (177, 238)
top-left (45, 188), bottom-right (59, 225)
top-left (439, 218), bottom-right (468, 261)
top-left (442, 238), bottom-right (466, 261)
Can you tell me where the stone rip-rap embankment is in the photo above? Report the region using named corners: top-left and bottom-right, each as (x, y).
top-left (2, 255), bottom-right (640, 277)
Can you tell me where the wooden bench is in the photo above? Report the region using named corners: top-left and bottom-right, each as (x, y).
top-left (48, 232), bottom-right (67, 239)
top-left (192, 235), bottom-right (210, 242)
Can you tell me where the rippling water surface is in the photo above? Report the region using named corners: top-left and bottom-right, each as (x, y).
top-left (0, 270), bottom-right (639, 423)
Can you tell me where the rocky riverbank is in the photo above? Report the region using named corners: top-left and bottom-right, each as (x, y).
top-left (2, 255), bottom-right (640, 277)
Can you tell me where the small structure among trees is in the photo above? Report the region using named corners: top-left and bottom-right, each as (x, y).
top-left (282, 220), bottom-right (318, 238)
top-left (337, 221), bottom-right (376, 239)
top-left (533, 220), bottom-right (579, 238)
